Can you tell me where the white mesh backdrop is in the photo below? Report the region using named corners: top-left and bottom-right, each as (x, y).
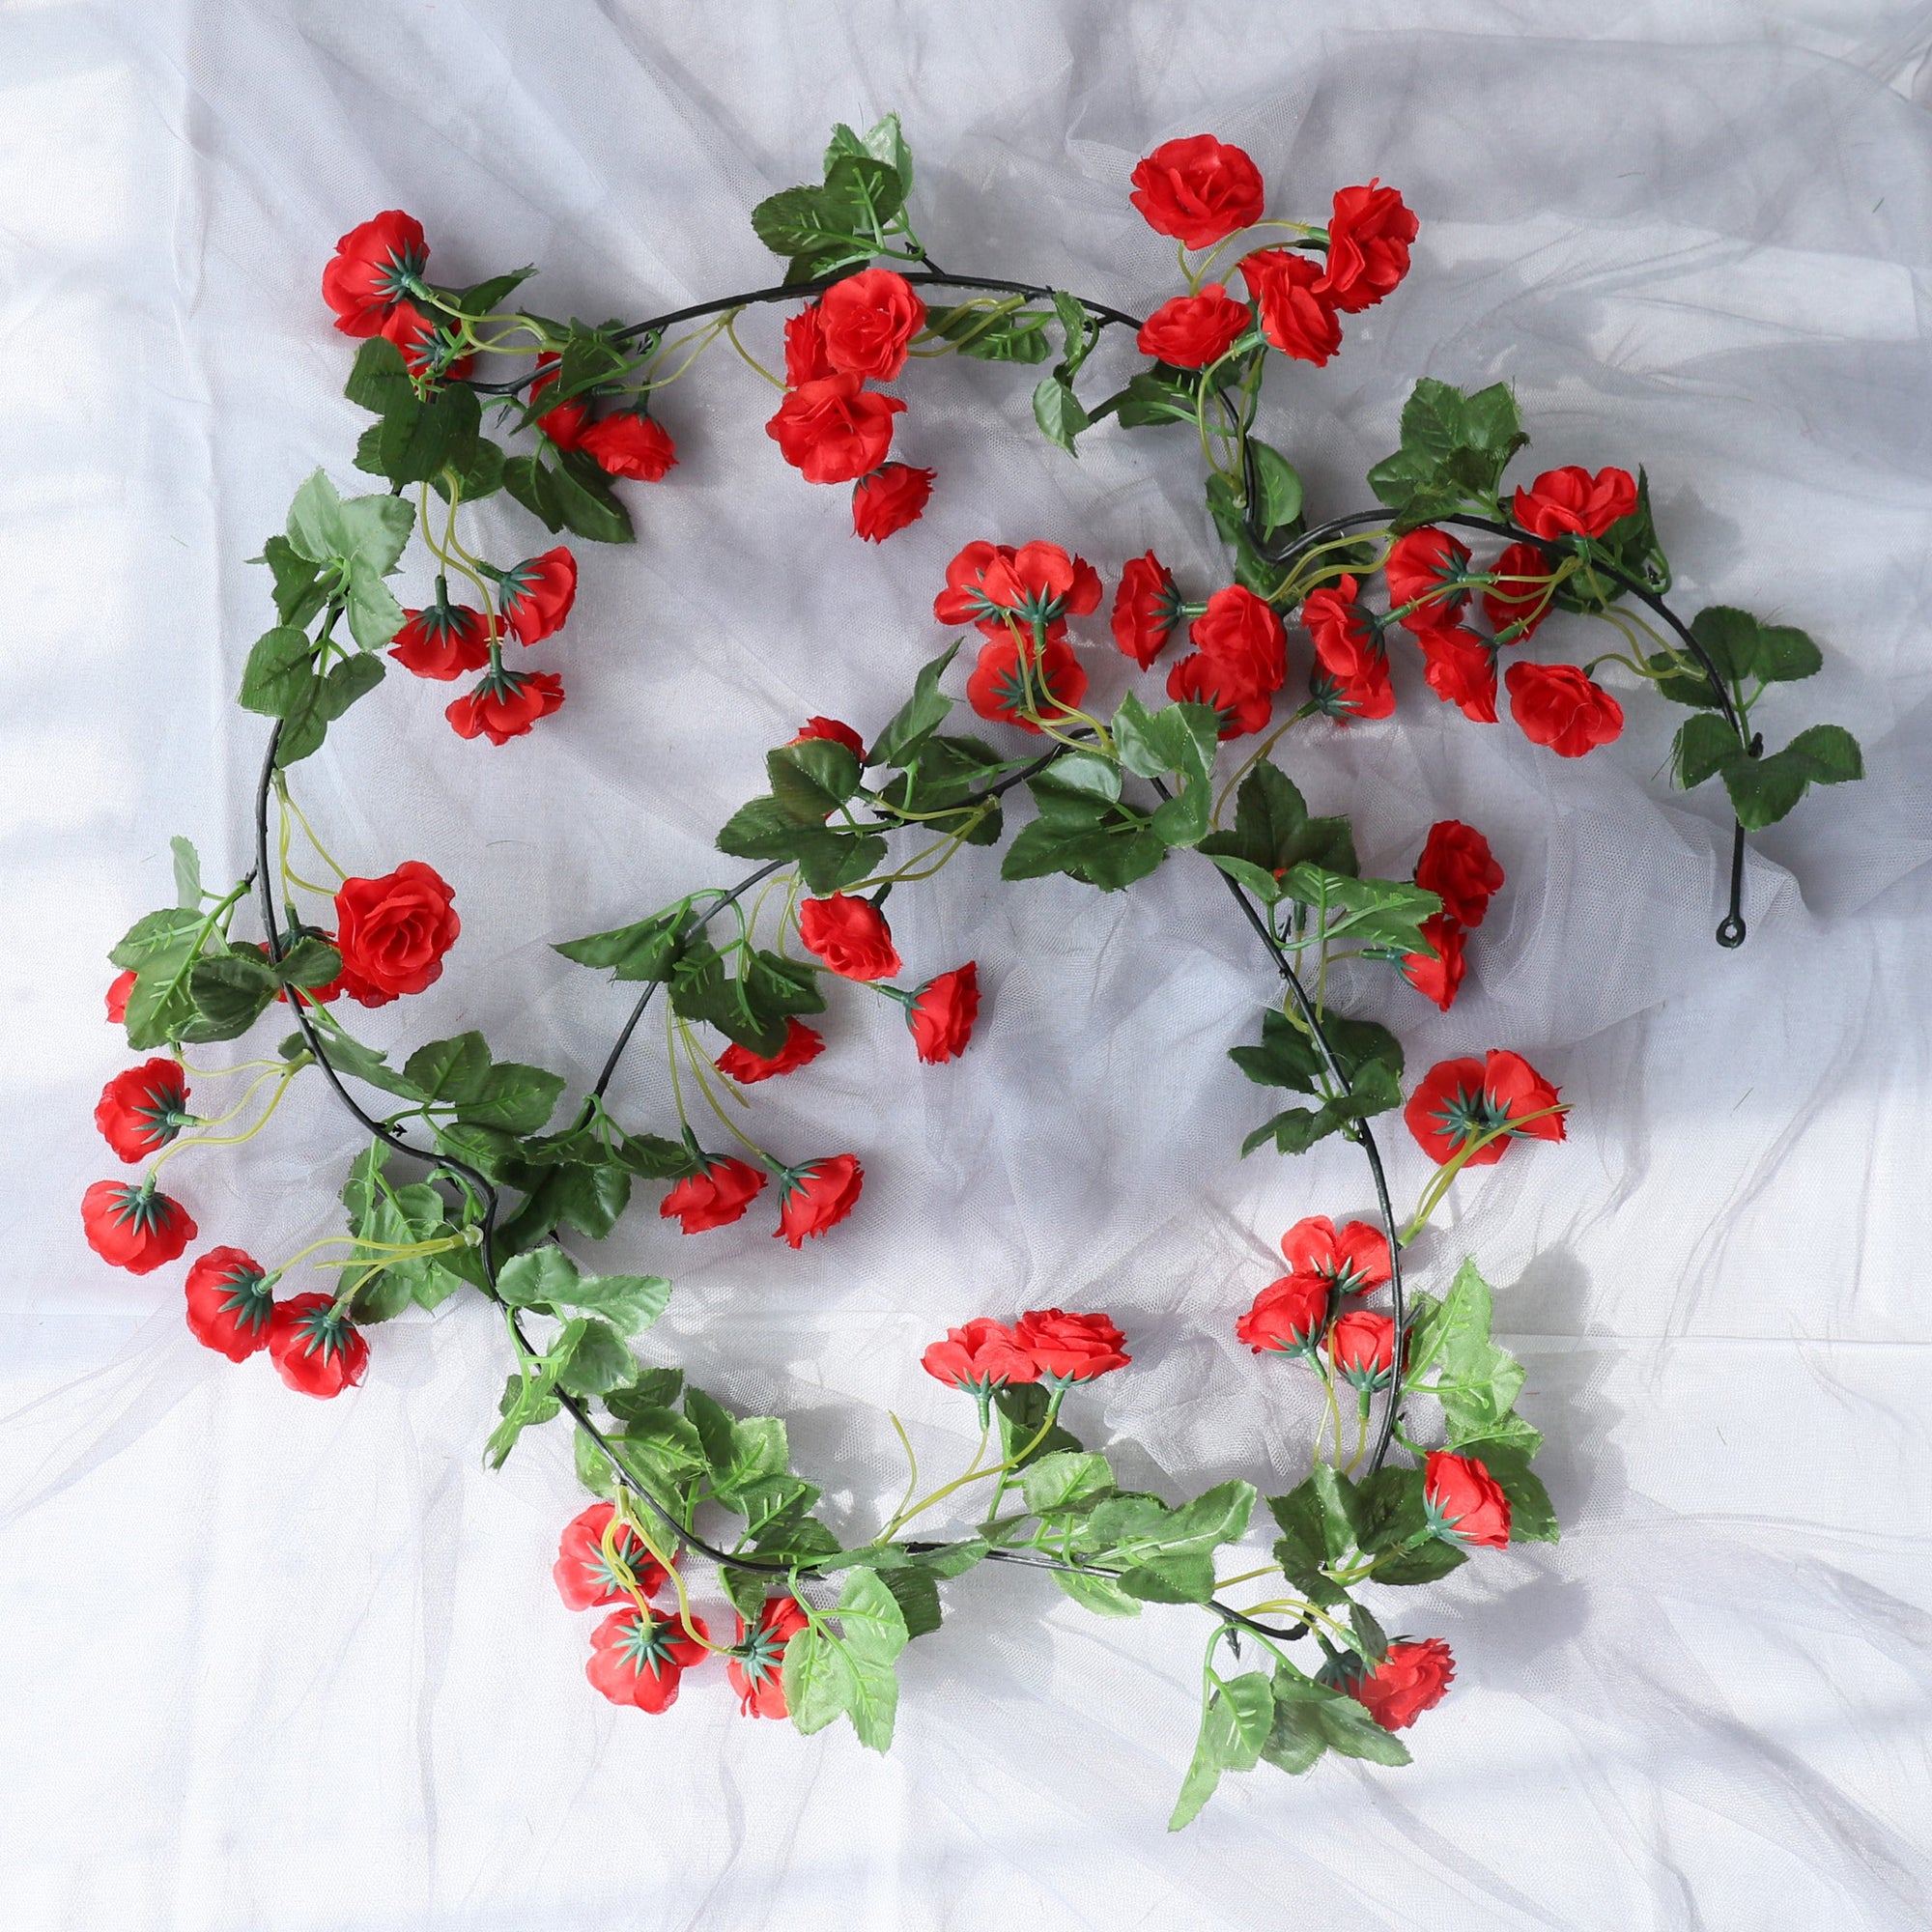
top-left (4, 3), bottom-right (1931, 1927)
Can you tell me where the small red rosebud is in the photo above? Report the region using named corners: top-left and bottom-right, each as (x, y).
top-left (906, 963), bottom-right (980, 1065)
top-left (390, 602), bottom-right (493, 681)
top-left (728, 1596), bottom-right (810, 1718)
top-left (379, 298), bottom-right (474, 383)
top-left (184, 1247), bottom-right (277, 1362)
top-left (497, 549), bottom-right (578, 644)
top-left (797, 895), bottom-right (901, 981)
top-left (1135, 285), bottom-right (1251, 369)
top-left (659, 1153), bottom-right (766, 1235)
top-left (1404, 1050), bottom-right (1566, 1169)
top-left (1504, 662), bottom-right (1624, 758)
top-left (105, 969), bottom-right (136, 1024)
top-left (1234, 1275), bottom-right (1329, 1355)
top-left (321, 210), bottom-right (428, 337)
top-left (94, 1058), bottom-right (193, 1163)
top-left (1316, 181), bottom-right (1419, 314)
top-left (1279, 1215), bottom-right (1391, 1296)
top-left (921, 1317), bottom-right (1040, 1394)
top-left (1012, 1308), bottom-right (1130, 1384)
top-left (790, 716), bottom-right (867, 762)
top-left (1401, 912), bottom-right (1466, 1012)
top-left (1239, 247), bottom-right (1343, 366)
top-left (766, 377), bottom-right (905, 485)
top-left (715, 1018), bottom-right (825, 1085)
top-left (851, 463), bottom-right (934, 542)
top-left (586, 1605), bottom-right (709, 1713)
top-left (1128, 135), bottom-right (1265, 250)
top-left (579, 412), bottom-right (678, 481)
top-left (1111, 552), bottom-right (1184, 669)
top-left (445, 668), bottom-right (566, 746)
top-left (1511, 466), bottom-right (1637, 542)
top-left (1424, 1451), bottom-right (1513, 1548)
top-left (332, 861), bottom-right (460, 1009)
top-left (1343, 1637), bottom-right (1455, 1732)
top-left (553, 1502), bottom-right (670, 1610)
top-left (267, 1292), bottom-right (369, 1399)
top-left (1325, 1309), bottom-right (1397, 1391)
top-left (81, 1180), bottom-right (196, 1274)
top-left (773, 1154), bottom-right (864, 1248)
top-left (817, 268), bottom-right (927, 382)
top-left (1414, 820), bottom-right (1505, 928)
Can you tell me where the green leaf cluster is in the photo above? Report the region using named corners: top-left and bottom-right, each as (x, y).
top-left (1366, 377), bottom-right (1528, 529)
top-left (108, 901), bottom-right (337, 1051)
top-left (751, 114), bottom-right (916, 284)
top-left (1230, 1008), bottom-right (1406, 1157)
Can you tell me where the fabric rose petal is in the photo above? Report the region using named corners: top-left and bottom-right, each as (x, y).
top-left (782, 303), bottom-right (836, 385)
top-left (773, 1154), bottom-right (864, 1247)
top-left (715, 1018), bottom-right (825, 1085)
top-left (1315, 181), bottom-right (1419, 313)
top-left (1128, 135), bottom-right (1265, 250)
top-left (1424, 1451), bottom-right (1513, 1548)
top-left (1511, 465), bottom-right (1638, 542)
top-left (446, 668), bottom-right (566, 745)
top-left (766, 376), bottom-right (905, 485)
top-left (183, 1247), bottom-right (278, 1362)
top-left (1191, 583), bottom-right (1287, 696)
top-left (1111, 552), bottom-right (1183, 668)
top-left (105, 969), bottom-right (136, 1024)
top-left (1239, 248), bottom-right (1343, 367)
top-left (817, 269), bottom-right (927, 380)
top-left (94, 1058), bottom-right (194, 1163)
top-left (1013, 1308), bottom-right (1130, 1384)
top-left (529, 352), bottom-right (591, 449)
top-left (1505, 662), bottom-right (1625, 757)
top-left (332, 861), bottom-right (460, 1007)
top-left (321, 210), bottom-right (428, 336)
top-left (1405, 1049), bottom-right (1567, 1168)
top-left (659, 1153), bottom-right (766, 1235)
top-left (81, 1180), bottom-right (196, 1274)
top-left (1235, 1275), bottom-right (1330, 1356)
top-left (852, 463), bottom-right (934, 542)
top-left (378, 298), bottom-right (473, 383)
top-left (1345, 1637), bottom-right (1456, 1732)
top-left (728, 1597), bottom-right (811, 1719)
top-left (585, 1605), bottom-right (709, 1714)
top-left (906, 963), bottom-right (980, 1065)
top-left (497, 549), bottom-right (579, 645)
top-left (934, 539), bottom-right (1102, 636)
top-left (579, 412), bottom-right (678, 481)
top-left (1302, 574), bottom-right (1393, 717)
top-left (266, 1292), bottom-right (369, 1398)
top-left (553, 1501), bottom-right (670, 1610)
top-left (1414, 819), bottom-right (1505, 928)
top-left (797, 895), bottom-right (901, 980)
top-left (1166, 652), bottom-right (1273, 740)
top-left (390, 600), bottom-right (493, 681)
top-left (1401, 912), bottom-right (1467, 1011)
top-left (1136, 285), bottom-right (1252, 369)
top-left (1412, 622), bottom-right (1499, 724)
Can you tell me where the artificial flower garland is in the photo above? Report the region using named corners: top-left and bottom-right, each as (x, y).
top-left (86, 118), bottom-right (1861, 1827)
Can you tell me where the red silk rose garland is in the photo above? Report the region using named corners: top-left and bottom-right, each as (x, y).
top-left (86, 115), bottom-right (1861, 1829)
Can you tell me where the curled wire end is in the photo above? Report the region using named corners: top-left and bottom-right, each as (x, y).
top-left (1716, 913), bottom-right (1747, 949)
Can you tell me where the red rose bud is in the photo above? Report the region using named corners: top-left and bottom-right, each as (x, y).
top-left (553, 1501), bottom-right (669, 1610)
top-left (817, 268), bottom-right (927, 381)
top-left (715, 1018), bottom-right (825, 1085)
top-left (921, 1317), bottom-right (1041, 1394)
top-left (797, 895), bottom-right (901, 981)
top-left (1325, 1309), bottom-right (1396, 1391)
top-left (184, 1247), bottom-right (277, 1362)
top-left (968, 629), bottom-right (1091, 733)
top-left (579, 412), bottom-right (678, 481)
top-left (445, 668), bottom-right (566, 746)
top-left (378, 298), bottom-right (473, 383)
top-left (1135, 285), bottom-right (1252, 368)
top-left (1279, 1215), bottom-right (1391, 1297)
top-left (1424, 1451), bottom-right (1513, 1548)
top-left (790, 716), bottom-right (867, 762)
top-left (1239, 248), bottom-right (1342, 366)
top-left (659, 1153), bottom-right (766, 1235)
top-left (1191, 583), bottom-right (1287, 696)
top-left (497, 548), bottom-right (578, 644)
top-left (765, 376), bottom-right (905, 485)
top-left (1307, 659), bottom-right (1395, 724)
top-left (1505, 661), bottom-right (1624, 758)
top-left (1316, 181), bottom-right (1419, 313)
top-left (907, 963), bottom-right (980, 1065)
top-left (783, 302), bottom-right (835, 385)
top-left (1412, 622), bottom-right (1498, 724)
top-left (266, 1292), bottom-right (368, 1398)
top-left (105, 968), bottom-right (136, 1024)
top-left (934, 540), bottom-right (1102, 635)
top-left (773, 1154), bottom-right (864, 1248)
top-left (1301, 574), bottom-right (1381, 688)
top-left (1482, 541), bottom-right (1556, 641)
top-left (728, 1596), bottom-right (810, 1719)
top-left (1385, 527), bottom-right (1472, 632)
top-left (1165, 652), bottom-right (1273, 740)
top-left (81, 1179), bottom-right (196, 1274)
top-left (321, 210), bottom-right (428, 337)
top-left (1401, 913), bottom-right (1466, 1012)
top-left (1405, 1048), bottom-right (1566, 1168)
top-left (1344, 1636), bottom-right (1455, 1732)
top-left (1128, 135), bottom-right (1265, 249)
top-left (586, 1605), bottom-right (709, 1714)
top-left (332, 860), bottom-right (459, 1008)
top-left (1511, 465), bottom-right (1638, 542)
top-left (1111, 552), bottom-right (1183, 668)
top-left (529, 353), bottom-right (591, 450)
top-left (94, 1058), bottom-right (194, 1163)
top-left (1415, 820), bottom-right (1504, 928)
top-left (390, 601), bottom-right (493, 681)
top-left (851, 462), bottom-right (934, 543)
top-left (1235, 1275), bottom-right (1330, 1355)
top-left (1013, 1307), bottom-right (1130, 1384)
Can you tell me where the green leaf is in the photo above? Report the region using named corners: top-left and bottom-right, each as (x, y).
top-left (258, 535), bottom-right (327, 630)
top-left (1032, 375), bottom-right (1090, 455)
top-left (993, 1382), bottom-right (1084, 1469)
top-left (550, 448), bottom-right (635, 545)
top-left (1117, 1551), bottom-right (1218, 1603)
top-left (1454, 1435), bottom-right (1559, 1543)
top-left (430, 433), bottom-right (506, 505)
top-left (184, 948), bottom-right (281, 1038)
top-left (552, 1316), bottom-right (635, 1397)
top-left (1053, 1569), bottom-right (1144, 1617)
top-left (1277, 866), bottom-right (1441, 952)
top-left (1107, 368), bottom-right (1198, 428)
top-left (769, 738), bottom-right (864, 823)
top-left (169, 837), bottom-right (202, 910)
top-left (1720, 725), bottom-right (1864, 830)
top-left (611, 1405), bottom-right (707, 1470)
top-left (1674, 713), bottom-right (1745, 791)
top-left (547, 1162), bottom-right (633, 1240)
top-left (1268, 1467), bottom-right (1359, 1568)
top-left (109, 906), bottom-right (203, 974)
top-left (870, 640), bottom-right (959, 768)
top-left (879, 1567), bottom-right (943, 1641)
top-left (440, 268), bottom-right (535, 316)
top-left (925, 304), bottom-right (1055, 363)
top-left (485, 1360), bottom-right (560, 1466)
top-left (554, 907), bottom-right (692, 982)
top-left (1229, 1007), bottom-right (1404, 1096)
top-left (1169, 1670), bottom-right (1275, 1830)
top-left (457, 1062), bottom-right (566, 1136)
top-left (1246, 440), bottom-right (1303, 537)
top-left (298, 1027), bottom-right (424, 1100)
top-left (610, 1128), bottom-right (701, 1180)
top-left (404, 1032), bottom-right (494, 1106)
top-left (273, 935), bottom-right (342, 989)
top-left (1355, 1464), bottom-right (1430, 1555)
top-left (501, 452), bottom-right (566, 532)
top-left (1240, 1057), bottom-right (1403, 1156)
top-left (560, 1272), bottom-right (668, 1336)
top-left (812, 1569), bottom-right (912, 1752)
top-left (1271, 1672), bottom-right (1412, 1767)
top-left (1406, 1258), bottom-right (1526, 1447)
top-left (606, 1366), bottom-right (685, 1418)
top-left (1198, 763), bottom-right (1356, 882)
top-left (1020, 1450), bottom-right (1117, 1517)
top-left (344, 336), bottom-right (415, 416)
top-left (497, 1246), bottom-right (582, 1310)
top-left (237, 626), bottom-right (319, 718)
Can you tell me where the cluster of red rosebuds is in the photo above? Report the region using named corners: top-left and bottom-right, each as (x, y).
top-left (920, 1307), bottom-right (1131, 1416)
top-left (554, 1502), bottom-right (808, 1718)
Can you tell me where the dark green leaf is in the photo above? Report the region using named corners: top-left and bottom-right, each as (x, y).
top-left (870, 641), bottom-right (959, 768)
top-left (238, 626), bottom-right (318, 718)
top-left (258, 536), bottom-right (327, 630)
top-left (1674, 713), bottom-right (1745, 790)
top-left (554, 906), bottom-right (692, 982)
top-left (1032, 375), bottom-right (1090, 455)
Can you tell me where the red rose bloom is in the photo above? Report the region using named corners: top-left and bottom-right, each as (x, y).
top-left (529, 353), bottom-right (591, 450)
top-left (332, 861), bottom-right (459, 1007)
top-left (1405, 1048), bottom-right (1566, 1168)
top-left (553, 1501), bottom-right (669, 1610)
top-left (1301, 575), bottom-right (1380, 685)
top-left (445, 668), bottom-right (566, 746)
top-left (586, 1605), bottom-right (709, 1714)
top-left (390, 602), bottom-right (493, 681)
top-left (1192, 583), bottom-right (1287, 696)
top-left (579, 412), bottom-right (678, 481)
top-left (1239, 248), bottom-right (1343, 366)
top-left (1165, 652), bottom-right (1273, 739)
top-left (922, 1317), bottom-right (1041, 1394)
top-left (660, 1153), bottom-right (767, 1234)
top-left (1128, 135), bottom-right (1265, 249)
top-left (378, 298), bottom-right (474, 383)
top-left (783, 303), bottom-right (835, 385)
top-left (1412, 622), bottom-right (1498, 724)
top-left (1482, 541), bottom-right (1555, 641)
top-left (907, 963), bottom-right (980, 1065)
top-left (1326, 1309), bottom-right (1397, 1391)
top-left (716, 1017), bottom-right (825, 1084)
top-left (1280, 1215), bottom-right (1392, 1296)
top-left (1316, 181), bottom-right (1419, 313)
top-left (935, 540), bottom-right (1102, 636)
top-left (798, 895), bottom-right (901, 980)
top-left (1347, 1637), bottom-right (1456, 1732)
top-left (1235, 1274), bottom-right (1330, 1355)
top-left (95, 1058), bottom-right (193, 1163)
top-left (765, 375), bottom-right (905, 485)
top-left (267, 1292), bottom-right (369, 1399)
top-left (1401, 913), bottom-right (1467, 1012)
top-left (852, 462), bottom-right (934, 543)
top-left (729, 1596), bottom-right (810, 1719)
top-left (1136, 285), bottom-right (1252, 368)
top-left (1505, 662), bottom-right (1625, 758)
top-left (106, 968), bottom-right (136, 1023)
top-left (497, 548), bottom-right (578, 644)
top-left (818, 268), bottom-right (927, 381)
top-left (1511, 466), bottom-right (1638, 542)
top-left (1013, 1307), bottom-right (1130, 1383)
top-left (184, 1247), bottom-right (277, 1362)
top-left (1111, 552), bottom-right (1183, 668)
top-left (1424, 1451), bottom-right (1513, 1548)
top-left (967, 630), bottom-right (1090, 733)
top-left (774, 1154), bottom-right (865, 1248)
top-left (1385, 527), bottom-right (1471, 632)
top-left (792, 715), bottom-right (866, 761)
top-left (321, 210), bottom-right (428, 337)
top-left (1415, 820), bottom-right (1504, 928)
top-left (82, 1180), bottom-right (196, 1274)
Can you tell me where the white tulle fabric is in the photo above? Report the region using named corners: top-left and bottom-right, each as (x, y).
top-left (5, 2), bottom-right (1931, 1925)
